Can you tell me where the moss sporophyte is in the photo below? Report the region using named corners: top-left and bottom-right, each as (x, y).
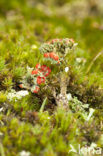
top-left (19, 38), bottom-right (77, 108)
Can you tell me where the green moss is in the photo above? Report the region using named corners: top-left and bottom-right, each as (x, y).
top-left (0, 0), bottom-right (103, 155)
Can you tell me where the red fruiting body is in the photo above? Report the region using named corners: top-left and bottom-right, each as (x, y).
top-left (69, 38), bottom-right (74, 43)
top-left (51, 39), bottom-right (59, 44)
top-left (41, 65), bottom-right (49, 72)
top-left (36, 86), bottom-right (40, 91)
top-left (45, 73), bottom-right (49, 77)
top-left (37, 76), bottom-right (42, 85)
top-left (42, 77), bottom-right (45, 83)
top-left (44, 53), bottom-right (49, 58)
top-left (51, 38), bottom-right (63, 44)
top-left (33, 90), bottom-right (37, 93)
top-left (44, 67), bottom-right (51, 77)
top-left (19, 84), bottom-right (23, 88)
top-left (49, 52), bottom-right (55, 59)
top-left (41, 65), bottom-right (51, 75)
top-left (49, 52), bottom-right (59, 61)
top-left (37, 76), bottom-right (45, 85)
top-left (35, 64), bottom-right (40, 69)
top-left (31, 69), bottom-right (38, 75)
top-left (47, 67), bottom-right (51, 73)
top-left (53, 55), bottom-right (59, 61)
top-left (36, 65), bottom-right (51, 77)
top-left (33, 86), bottom-right (40, 93)
top-left (57, 60), bottom-right (60, 64)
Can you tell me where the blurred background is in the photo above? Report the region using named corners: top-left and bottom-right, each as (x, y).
top-left (0, 0), bottom-right (103, 76)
